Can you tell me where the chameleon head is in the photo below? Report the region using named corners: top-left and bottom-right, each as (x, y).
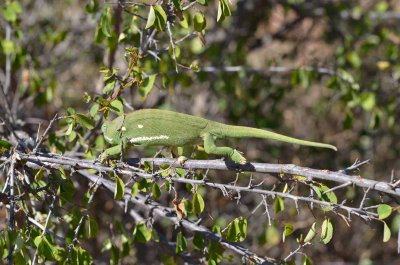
top-left (101, 116), bottom-right (124, 145)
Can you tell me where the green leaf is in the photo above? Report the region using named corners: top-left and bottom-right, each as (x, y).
top-left (75, 114), bottom-right (95, 130)
top-left (321, 218), bottom-right (334, 244)
top-left (133, 223), bottom-right (152, 243)
top-left (0, 139), bottom-right (12, 153)
top-left (192, 192), bottom-right (205, 214)
top-left (274, 196), bottom-right (285, 213)
top-left (110, 99), bottom-right (124, 115)
top-left (311, 184), bottom-right (337, 211)
top-left (138, 178), bottom-right (151, 192)
top-left (2, 1), bottom-right (22, 22)
top-left (377, 204), bottom-right (392, 220)
top-left (302, 255), bottom-right (313, 265)
top-left (346, 51), bottom-right (362, 68)
top-left (304, 222), bottom-right (317, 243)
top-left (100, 8), bottom-right (112, 37)
top-left (1, 40), bottom-right (15, 54)
top-left (145, 6), bottom-right (156, 29)
top-left (383, 221), bottom-right (391, 242)
top-left (131, 182), bottom-right (139, 197)
top-left (194, 12), bottom-right (206, 32)
top-left (360, 92), bottom-right (376, 111)
top-left (86, 218), bottom-right (98, 238)
top-left (282, 223), bottom-right (294, 242)
top-left (153, 5), bottom-right (167, 31)
top-left (217, 0), bottom-right (231, 22)
top-left (102, 80), bottom-right (116, 95)
top-left (197, 0), bottom-right (209, 5)
top-left (34, 236), bottom-right (58, 261)
top-left (114, 175), bottom-right (125, 200)
top-left (152, 182), bottom-right (161, 200)
top-left (139, 74), bottom-right (157, 99)
top-left (176, 231), bottom-right (187, 253)
top-left (225, 217), bottom-right (247, 242)
top-left (171, 0), bottom-right (182, 10)
top-left (217, 0), bottom-right (224, 22)
top-left (193, 233), bottom-right (204, 250)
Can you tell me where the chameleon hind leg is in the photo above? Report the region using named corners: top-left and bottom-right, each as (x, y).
top-left (203, 133), bottom-right (247, 164)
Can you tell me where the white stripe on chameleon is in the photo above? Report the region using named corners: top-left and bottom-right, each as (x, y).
top-left (129, 135), bottom-right (169, 143)
top-left (138, 124), bottom-right (144, 128)
top-left (121, 126), bottom-right (126, 131)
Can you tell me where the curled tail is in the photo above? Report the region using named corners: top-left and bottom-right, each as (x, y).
top-left (216, 124), bottom-right (337, 151)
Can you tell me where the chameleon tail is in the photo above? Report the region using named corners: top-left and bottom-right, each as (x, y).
top-left (217, 124), bottom-right (337, 151)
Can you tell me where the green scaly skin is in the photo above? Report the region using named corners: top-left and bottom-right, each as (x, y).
top-left (101, 109), bottom-right (337, 164)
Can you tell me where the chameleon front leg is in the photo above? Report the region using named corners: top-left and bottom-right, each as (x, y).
top-left (203, 133), bottom-right (247, 164)
top-left (100, 144), bottom-right (122, 162)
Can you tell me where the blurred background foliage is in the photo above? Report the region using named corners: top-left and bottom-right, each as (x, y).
top-left (1, 0), bottom-right (400, 264)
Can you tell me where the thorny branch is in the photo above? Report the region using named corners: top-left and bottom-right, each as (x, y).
top-left (0, 149), bottom-right (396, 263)
top-left (79, 170), bottom-right (276, 265)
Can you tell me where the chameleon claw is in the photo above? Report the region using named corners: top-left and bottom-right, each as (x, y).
top-left (177, 156), bottom-right (188, 166)
top-left (231, 149), bottom-right (247, 164)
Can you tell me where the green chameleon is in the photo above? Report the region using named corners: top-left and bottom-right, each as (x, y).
top-left (101, 109), bottom-right (337, 164)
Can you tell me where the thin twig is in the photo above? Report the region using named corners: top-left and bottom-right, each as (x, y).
top-left (32, 195), bottom-right (57, 265)
top-left (166, 21), bottom-right (178, 73)
top-left (7, 152), bottom-right (16, 265)
top-left (32, 114), bottom-right (59, 153)
top-left (323, 181), bottom-right (352, 194)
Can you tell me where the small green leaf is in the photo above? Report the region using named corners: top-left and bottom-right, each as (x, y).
top-left (302, 255), bottom-right (313, 265)
top-left (282, 223), bottom-right (294, 242)
top-left (139, 74), bottom-right (157, 99)
top-left (321, 218), bottom-right (334, 244)
top-left (311, 184), bottom-right (337, 211)
top-left (171, 0), bottom-right (182, 10)
top-left (378, 204), bottom-right (392, 220)
top-left (86, 218), bottom-right (98, 238)
top-left (360, 92), bottom-right (376, 111)
top-left (2, 1), bottom-right (22, 22)
top-left (35, 236), bottom-right (58, 261)
top-left (176, 231), bottom-right (187, 253)
top-left (304, 222), bottom-right (317, 243)
top-left (0, 139), bottom-right (12, 153)
top-left (114, 175), bottom-right (125, 200)
top-left (193, 233), bottom-right (204, 250)
top-left (192, 192), bottom-right (205, 214)
top-left (217, 0), bottom-right (224, 22)
top-left (110, 99), bottom-right (124, 115)
top-left (75, 114), bottom-right (95, 130)
top-left (90, 103), bottom-right (100, 117)
top-left (153, 5), bottom-right (167, 31)
top-left (274, 196), bottom-right (285, 213)
top-left (346, 51), bottom-right (362, 68)
top-left (102, 79), bottom-right (116, 95)
top-left (225, 217), bottom-right (247, 242)
top-left (145, 6), bottom-right (156, 29)
top-left (197, 0), bottom-right (209, 6)
top-left (193, 12), bottom-right (206, 32)
top-left (100, 8), bottom-right (112, 37)
top-left (133, 223), bottom-right (152, 243)
top-left (152, 182), bottom-right (161, 200)
top-left (131, 182), bottom-right (139, 197)
top-left (383, 221), bottom-right (391, 242)
top-left (138, 178), bottom-right (151, 192)
top-left (1, 40), bottom-right (15, 54)
top-left (217, 0), bottom-right (231, 22)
